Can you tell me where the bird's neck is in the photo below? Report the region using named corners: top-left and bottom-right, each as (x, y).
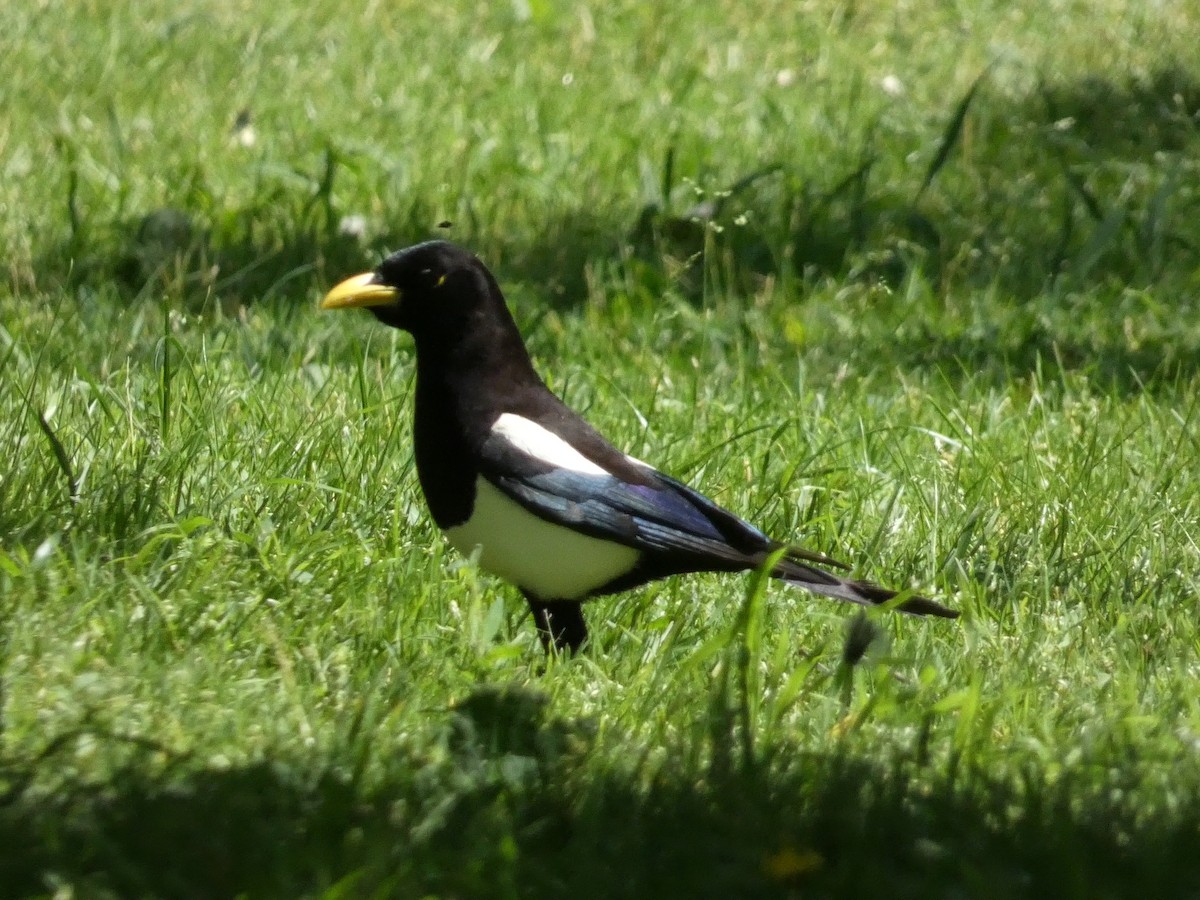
top-left (410, 309), bottom-right (547, 527)
top-left (415, 305), bottom-right (542, 408)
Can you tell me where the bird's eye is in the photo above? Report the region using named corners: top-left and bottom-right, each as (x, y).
top-left (418, 267), bottom-right (446, 287)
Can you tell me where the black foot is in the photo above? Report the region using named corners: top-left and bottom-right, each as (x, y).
top-left (525, 597), bottom-right (588, 655)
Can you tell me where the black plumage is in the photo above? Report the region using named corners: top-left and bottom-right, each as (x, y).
top-left (321, 241), bottom-right (958, 652)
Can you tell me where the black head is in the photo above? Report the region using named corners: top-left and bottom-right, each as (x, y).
top-left (320, 241), bottom-right (506, 339)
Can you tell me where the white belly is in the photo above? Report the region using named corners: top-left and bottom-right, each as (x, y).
top-left (445, 477), bottom-right (640, 600)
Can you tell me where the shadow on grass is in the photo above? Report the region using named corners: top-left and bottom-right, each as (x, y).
top-left (23, 64), bottom-right (1200, 390)
top-left (1037, 67), bottom-right (1200, 157)
top-left (3, 688), bottom-right (1198, 899)
top-left (873, 314), bottom-right (1200, 394)
top-left (627, 62), bottom-right (1200, 305)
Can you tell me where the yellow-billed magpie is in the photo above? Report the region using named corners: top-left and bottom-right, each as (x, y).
top-left (321, 241), bottom-right (958, 653)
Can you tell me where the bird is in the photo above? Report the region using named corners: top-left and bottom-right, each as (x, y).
top-left (320, 240), bottom-right (958, 653)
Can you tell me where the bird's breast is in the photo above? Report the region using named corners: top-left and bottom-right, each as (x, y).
top-left (445, 477), bottom-right (640, 600)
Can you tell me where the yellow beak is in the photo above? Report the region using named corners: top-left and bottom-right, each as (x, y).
top-left (320, 272), bottom-right (400, 310)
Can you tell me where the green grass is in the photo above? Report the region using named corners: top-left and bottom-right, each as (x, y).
top-left (4, 1), bottom-right (1200, 896)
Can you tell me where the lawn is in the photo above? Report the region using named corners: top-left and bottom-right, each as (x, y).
top-left (3, 1), bottom-right (1200, 897)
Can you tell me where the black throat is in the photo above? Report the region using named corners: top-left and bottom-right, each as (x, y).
top-left (410, 294), bottom-right (544, 529)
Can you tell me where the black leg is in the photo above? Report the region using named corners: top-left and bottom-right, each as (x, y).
top-left (524, 596), bottom-right (588, 654)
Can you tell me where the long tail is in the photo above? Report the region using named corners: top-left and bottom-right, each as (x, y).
top-left (772, 553), bottom-right (959, 619)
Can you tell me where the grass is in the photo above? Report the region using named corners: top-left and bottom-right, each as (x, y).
top-left (3, 0), bottom-right (1200, 896)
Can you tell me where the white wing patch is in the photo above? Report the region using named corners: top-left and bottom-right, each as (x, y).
top-left (446, 478), bottom-right (639, 600)
top-left (491, 413), bottom-right (609, 476)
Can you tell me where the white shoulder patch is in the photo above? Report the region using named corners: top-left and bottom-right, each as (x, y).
top-left (492, 413), bottom-right (609, 476)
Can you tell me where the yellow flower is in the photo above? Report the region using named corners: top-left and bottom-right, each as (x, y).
top-left (762, 846), bottom-right (824, 881)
